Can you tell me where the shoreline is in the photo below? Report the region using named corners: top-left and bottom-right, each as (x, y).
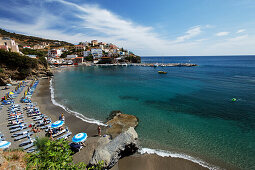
top-left (32, 77), bottom-right (211, 170)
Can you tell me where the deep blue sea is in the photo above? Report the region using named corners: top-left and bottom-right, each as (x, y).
top-left (52, 56), bottom-right (255, 169)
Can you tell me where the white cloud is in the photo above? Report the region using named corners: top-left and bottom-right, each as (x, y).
top-left (175, 26), bottom-right (201, 42)
top-left (215, 32), bottom-right (229, 36)
top-left (236, 29), bottom-right (246, 33)
top-left (0, 0), bottom-right (254, 56)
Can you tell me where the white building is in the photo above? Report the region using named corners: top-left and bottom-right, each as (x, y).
top-left (66, 55), bottom-right (78, 59)
top-left (83, 50), bottom-right (91, 57)
top-left (48, 49), bottom-right (62, 58)
top-left (26, 55), bottom-right (37, 59)
top-left (33, 44), bottom-right (45, 50)
top-left (0, 37), bottom-right (19, 53)
top-left (47, 57), bottom-right (64, 64)
top-left (119, 51), bottom-right (125, 55)
top-left (91, 49), bottom-right (103, 59)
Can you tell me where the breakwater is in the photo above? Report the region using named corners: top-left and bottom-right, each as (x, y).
top-left (95, 63), bottom-right (198, 67)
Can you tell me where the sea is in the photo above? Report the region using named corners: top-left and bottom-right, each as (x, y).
top-left (51, 56), bottom-right (255, 170)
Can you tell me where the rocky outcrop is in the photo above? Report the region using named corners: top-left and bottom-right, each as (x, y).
top-left (89, 127), bottom-right (139, 169)
top-left (46, 71), bottom-right (54, 77)
top-left (106, 111), bottom-right (138, 138)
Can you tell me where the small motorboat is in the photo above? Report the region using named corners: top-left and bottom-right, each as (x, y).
top-left (158, 71), bottom-right (167, 74)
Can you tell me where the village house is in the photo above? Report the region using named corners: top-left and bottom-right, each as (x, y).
top-left (91, 40), bottom-right (98, 46)
top-left (83, 50), bottom-right (91, 57)
top-left (33, 44), bottom-right (45, 50)
top-left (48, 49), bottom-right (62, 58)
top-left (0, 37), bottom-right (20, 53)
top-left (23, 46), bottom-right (31, 49)
top-left (26, 55), bottom-right (37, 59)
top-left (91, 49), bottom-right (103, 58)
top-left (72, 57), bottom-right (84, 65)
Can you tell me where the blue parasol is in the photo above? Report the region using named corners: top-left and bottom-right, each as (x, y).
top-left (72, 133), bottom-right (87, 143)
top-left (0, 141), bottom-right (11, 149)
top-left (51, 120), bottom-right (64, 128)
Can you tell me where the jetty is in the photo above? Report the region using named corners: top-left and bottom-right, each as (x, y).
top-left (95, 63), bottom-right (198, 67)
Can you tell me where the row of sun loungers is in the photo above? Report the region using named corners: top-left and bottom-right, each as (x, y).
top-left (1, 80), bottom-right (75, 153)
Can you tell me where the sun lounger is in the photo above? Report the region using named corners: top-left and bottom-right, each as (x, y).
top-left (0, 138), bottom-right (6, 141)
top-left (27, 147), bottom-right (37, 153)
top-left (9, 123), bottom-right (27, 130)
top-left (57, 132), bottom-right (72, 140)
top-left (14, 133), bottom-right (33, 141)
top-left (19, 138), bottom-right (35, 147)
top-left (70, 142), bottom-right (83, 153)
top-left (33, 116), bottom-right (47, 121)
top-left (52, 128), bottom-right (68, 138)
top-left (8, 114), bottom-right (23, 119)
top-left (10, 126), bottom-right (28, 133)
top-left (8, 108), bottom-right (21, 111)
top-left (23, 142), bottom-right (34, 150)
top-left (12, 130), bottom-right (30, 137)
top-left (8, 116), bottom-right (24, 121)
top-left (7, 121), bottom-right (24, 127)
top-left (41, 124), bottom-right (51, 129)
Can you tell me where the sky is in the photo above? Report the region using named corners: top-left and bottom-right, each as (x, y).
top-left (0, 0), bottom-right (255, 56)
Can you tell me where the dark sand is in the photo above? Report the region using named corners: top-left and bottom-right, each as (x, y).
top-left (32, 78), bottom-right (208, 170)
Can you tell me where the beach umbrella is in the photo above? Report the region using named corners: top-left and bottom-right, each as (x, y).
top-left (6, 84), bottom-right (12, 86)
top-left (0, 141), bottom-right (11, 149)
top-left (72, 133), bottom-right (87, 143)
top-left (51, 120), bottom-right (64, 128)
top-left (9, 92), bottom-right (14, 95)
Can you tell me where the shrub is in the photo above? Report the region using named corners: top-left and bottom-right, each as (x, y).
top-left (26, 138), bottom-right (103, 169)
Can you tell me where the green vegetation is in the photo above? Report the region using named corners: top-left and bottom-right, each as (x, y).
top-left (60, 51), bottom-right (72, 58)
top-left (21, 48), bottom-right (48, 68)
top-left (0, 28), bottom-right (73, 46)
top-left (0, 49), bottom-right (39, 79)
top-left (26, 138), bottom-right (103, 170)
top-left (125, 55), bottom-right (141, 63)
top-left (85, 54), bottom-right (93, 61)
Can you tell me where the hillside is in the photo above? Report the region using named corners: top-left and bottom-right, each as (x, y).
top-left (0, 49), bottom-right (50, 85)
top-left (0, 28), bottom-right (73, 47)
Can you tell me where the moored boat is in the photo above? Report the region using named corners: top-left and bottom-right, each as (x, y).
top-left (158, 71), bottom-right (167, 74)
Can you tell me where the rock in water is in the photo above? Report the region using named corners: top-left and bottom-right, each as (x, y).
top-left (106, 113), bottom-right (138, 138)
top-left (89, 127), bottom-right (139, 169)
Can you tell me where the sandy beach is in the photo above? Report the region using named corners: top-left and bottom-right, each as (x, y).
top-left (29, 78), bottom-right (208, 170)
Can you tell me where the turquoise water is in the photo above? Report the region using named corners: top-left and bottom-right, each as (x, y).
top-left (53, 56), bottom-right (255, 169)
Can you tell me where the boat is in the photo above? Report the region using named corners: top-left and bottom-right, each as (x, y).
top-left (158, 71), bottom-right (167, 74)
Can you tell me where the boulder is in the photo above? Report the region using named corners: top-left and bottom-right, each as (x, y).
top-left (89, 127), bottom-right (139, 169)
top-left (106, 113), bottom-right (138, 138)
top-left (46, 71), bottom-right (54, 77)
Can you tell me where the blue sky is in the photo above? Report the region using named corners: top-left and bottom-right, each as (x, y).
top-left (0, 0), bottom-right (255, 56)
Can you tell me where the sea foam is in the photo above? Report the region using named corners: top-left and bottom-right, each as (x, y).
top-left (139, 148), bottom-right (221, 170)
top-left (49, 78), bottom-right (106, 126)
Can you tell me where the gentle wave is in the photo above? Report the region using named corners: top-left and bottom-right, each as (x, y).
top-left (139, 148), bottom-right (221, 170)
top-left (49, 78), bottom-right (106, 126)
top-left (50, 78), bottom-right (220, 170)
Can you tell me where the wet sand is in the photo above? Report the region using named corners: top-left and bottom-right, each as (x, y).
top-left (32, 78), bottom-right (208, 170)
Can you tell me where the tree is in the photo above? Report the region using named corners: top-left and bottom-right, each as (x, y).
top-left (26, 138), bottom-right (104, 170)
top-left (26, 138), bottom-right (74, 169)
top-left (85, 54), bottom-right (93, 61)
